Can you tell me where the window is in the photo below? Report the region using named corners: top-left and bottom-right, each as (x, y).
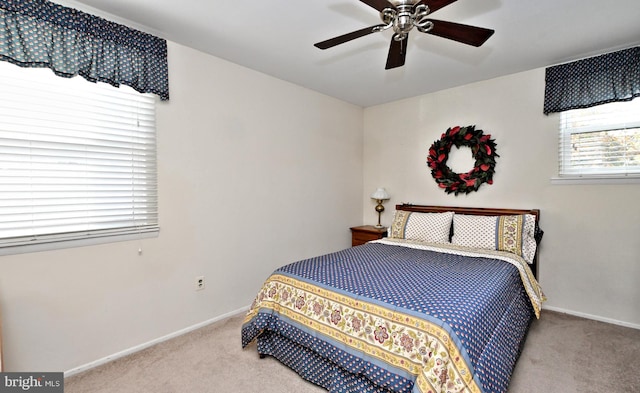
top-left (558, 99), bottom-right (640, 180)
top-left (0, 61), bottom-right (158, 254)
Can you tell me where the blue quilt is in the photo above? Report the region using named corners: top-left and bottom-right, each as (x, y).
top-left (242, 241), bottom-right (543, 393)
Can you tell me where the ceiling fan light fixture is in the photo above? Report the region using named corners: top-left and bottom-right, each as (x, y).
top-left (315, 0), bottom-right (494, 69)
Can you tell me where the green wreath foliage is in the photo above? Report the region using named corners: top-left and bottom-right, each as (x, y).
top-left (427, 125), bottom-right (498, 195)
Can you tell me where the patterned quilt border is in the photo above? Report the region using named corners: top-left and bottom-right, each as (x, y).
top-left (245, 273), bottom-right (483, 393)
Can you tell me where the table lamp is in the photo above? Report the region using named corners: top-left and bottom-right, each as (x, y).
top-left (370, 188), bottom-right (390, 228)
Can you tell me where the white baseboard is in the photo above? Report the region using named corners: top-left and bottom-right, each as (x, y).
top-left (543, 305), bottom-right (640, 330)
top-left (64, 305), bottom-right (250, 377)
top-left (64, 304), bottom-right (637, 377)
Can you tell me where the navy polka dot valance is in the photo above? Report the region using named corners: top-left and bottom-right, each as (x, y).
top-left (0, 0), bottom-right (169, 100)
top-left (544, 46), bottom-right (639, 114)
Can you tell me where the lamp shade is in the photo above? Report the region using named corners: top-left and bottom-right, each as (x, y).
top-left (370, 188), bottom-right (390, 200)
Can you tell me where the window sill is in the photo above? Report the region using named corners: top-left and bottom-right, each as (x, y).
top-left (550, 176), bottom-right (640, 185)
top-left (0, 230), bottom-right (159, 257)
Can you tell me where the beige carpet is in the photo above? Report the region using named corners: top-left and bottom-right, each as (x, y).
top-left (65, 311), bottom-right (640, 393)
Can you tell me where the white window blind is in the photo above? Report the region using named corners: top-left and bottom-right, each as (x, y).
top-left (559, 99), bottom-right (640, 177)
top-left (0, 61), bottom-right (158, 250)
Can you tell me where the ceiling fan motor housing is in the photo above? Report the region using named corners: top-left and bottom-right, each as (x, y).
top-left (389, 0), bottom-right (421, 6)
top-left (382, 0), bottom-right (432, 38)
top-left (395, 13), bottom-right (413, 33)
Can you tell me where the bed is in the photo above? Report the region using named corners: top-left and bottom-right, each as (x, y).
top-left (242, 204), bottom-right (545, 393)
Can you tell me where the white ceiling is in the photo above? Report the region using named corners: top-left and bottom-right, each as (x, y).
top-left (61, 0), bottom-right (640, 107)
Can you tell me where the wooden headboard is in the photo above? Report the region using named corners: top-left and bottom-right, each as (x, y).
top-left (396, 204), bottom-right (541, 278)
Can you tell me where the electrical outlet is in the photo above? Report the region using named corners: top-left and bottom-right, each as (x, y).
top-left (195, 276), bottom-right (205, 291)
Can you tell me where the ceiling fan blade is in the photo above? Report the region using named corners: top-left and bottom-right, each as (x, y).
top-left (359, 0), bottom-right (395, 12)
top-left (314, 24), bottom-right (386, 49)
top-left (424, 19), bottom-right (494, 47)
top-left (385, 34), bottom-right (408, 70)
top-left (414, 0), bottom-right (458, 14)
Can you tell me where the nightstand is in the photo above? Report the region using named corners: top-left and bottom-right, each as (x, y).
top-left (350, 225), bottom-right (387, 247)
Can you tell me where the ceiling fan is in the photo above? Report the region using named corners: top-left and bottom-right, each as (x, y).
top-left (314, 0), bottom-right (494, 70)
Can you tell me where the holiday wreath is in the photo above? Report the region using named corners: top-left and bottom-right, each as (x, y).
top-left (427, 125), bottom-right (498, 195)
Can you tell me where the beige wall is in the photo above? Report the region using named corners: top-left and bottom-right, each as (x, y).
top-left (1, 38), bottom-right (638, 375)
top-left (0, 42), bottom-right (364, 372)
top-left (363, 68), bottom-right (640, 328)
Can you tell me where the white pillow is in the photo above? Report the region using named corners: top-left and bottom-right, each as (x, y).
top-left (389, 211), bottom-right (453, 244)
top-left (451, 214), bottom-right (537, 263)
